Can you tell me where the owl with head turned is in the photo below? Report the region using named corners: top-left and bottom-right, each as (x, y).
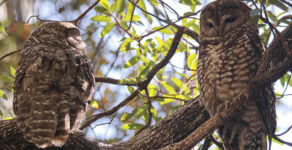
top-left (13, 22), bottom-right (95, 148)
top-left (197, 0), bottom-right (276, 149)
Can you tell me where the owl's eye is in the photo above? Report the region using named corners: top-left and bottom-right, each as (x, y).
top-left (207, 22), bottom-right (214, 28)
top-left (66, 28), bottom-right (80, 37)
top-left (225, 17), bottom-right (237, 23)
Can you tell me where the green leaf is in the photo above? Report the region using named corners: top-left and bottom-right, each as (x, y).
top-left (0, 22), bottom-right (6, 35)
top-left (100, 22), bottom-right (115, 37)
top-left (155, 37), bottom-right (165, 47)
top-left (141, 107), bottom-right (149, 122)
top-left (149, 0), bottom-right (158, 6)
top-left (192, 24), bottom-right (200, 35)
top-left (0, 76), bottom-right (14, 83)
top-left (160, 95), bottom-right (175, 104)
top-left (9, 66), bottom-right (16, 77)
top-left (94, 6), bottom-right (109, 14)
top-left (91, 15), bottom-right (112, 22)
top-left (184, 19), bottom-right (196, 28)
top-left (90, 100), bottom-right (99, 109)
top-left (272, 137), bottom-right (284, 145)
top-left (0, 90), bottom-right (7, 100)
top-left (138, 62), bottom-right (153, 77)
top-left (119, 78), bottom-right (138, 85)
top-left (269, 0), bottom-right (288, 11)
top-left (123, 15), bottom-right (140, 22)
top-left (138, 0), bottom-right (153, 24)
top-left (161, 82), bottom-right (176, 94)
top-left (0, 110), bottom-right (3, 117)
top-left (123, 56), bottom-right (140, 68)
top-left (261, 30), bottom-right (271, 45)
top-left (176, 72), bottom-right (188, 79)
top-left (179, 0), bottom-right (200, 6)
top-left (121, 123), bottom-right (144, 130)
top-left (2, 94), bottom-right (7, 100)
top-left (152, 27), bottom-right (172, 34)
top-left (128, 86), bottom-right (135, 93)
top-left (171, 77), bottom-right (183, 88)
top-left (148, 84), bottom-right (157, 97)
top-left (120, 38), bottom-right (133, 52)
top-left (248, 15), bottom-right (260, 26)
top-left (156, 68), bottom-right (164, 80)
top-left (4, 117), bottom-right (12, 120)
top-left (100, 0), bottom-right (110, 9)
top-left (117, 0), bottom-right (126, 13)
top-left (187, 53), bottom-right (197, 70)
top-left (120, 109), bottom-right (137, 122)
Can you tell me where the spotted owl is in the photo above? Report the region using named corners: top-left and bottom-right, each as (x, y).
top-left (197, 0), bottom-right (276, 149)
top-left (13, 22), bottom-right (95, 148)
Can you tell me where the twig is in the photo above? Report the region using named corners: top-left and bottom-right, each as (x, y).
top-left (279, 0), bottom-right (292, 7)
top-left (272, 134), bottom-right (292, 146)
top-left (0, 49), bottom-right (22, 61)
top-left (135, 89), bottom-right (153, 135)
top-left (95, 77), bottom-right (137, 86)
top-left (276, 124), bottom-right (292, 136)
top-left (201, 136), bottom-right (212, 150)
top-left (209, 135), bottom-right (224, 149)
top-left (139, 24), bottom-right (171, 41)
top-left (127, 0), bottom-right (140, 31)
top-left (80, 89), bottom-right (140, 130)
top-left (73, 0), bottom-right (101, 26)
top-left (111, 13), bottom-right (138, 39)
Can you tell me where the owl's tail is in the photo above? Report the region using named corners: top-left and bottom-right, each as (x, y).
top-left (218, 101), bottom-right (267, 150)
top-left (23, 97), bottom-right (58, 148)
top-left (22, 98), bottom-right (71, 148)
top-left (51, 99), bottom-right (70, 147)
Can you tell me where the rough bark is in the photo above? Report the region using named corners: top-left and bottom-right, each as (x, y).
top-left (0, 100), bottom-right (209, 150)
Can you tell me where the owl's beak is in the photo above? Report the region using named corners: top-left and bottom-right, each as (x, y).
top-left (215, 26), bottom-right (222, 37)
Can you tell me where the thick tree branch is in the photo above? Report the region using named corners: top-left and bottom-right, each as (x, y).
top-left (0, 100), bottom-right (209, 150)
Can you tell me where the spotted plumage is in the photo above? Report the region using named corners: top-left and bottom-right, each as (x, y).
top-left (198, 0), bottom-right (276, 149)
top-left (13, 22), bottom-right (95, 148)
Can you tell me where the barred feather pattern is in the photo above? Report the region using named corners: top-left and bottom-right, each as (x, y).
top-left (198, 1), bottom-right (276, 149)
top-left (13, 22), bottom-right (95, 148)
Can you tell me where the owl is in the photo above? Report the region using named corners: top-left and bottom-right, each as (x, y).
top-left (197, 0), bottom-right (276, 149)
top-left (13, 22), bottom-right (95, 148)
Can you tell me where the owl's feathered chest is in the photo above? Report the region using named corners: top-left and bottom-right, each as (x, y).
top-left (198, 28), bottom-right (260, 115)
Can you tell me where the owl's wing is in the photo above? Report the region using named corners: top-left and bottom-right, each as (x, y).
top-left (246, 26), bottom-right (276, 134)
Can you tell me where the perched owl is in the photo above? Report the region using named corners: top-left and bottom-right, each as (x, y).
top-left (13, 22), bottom-right (95, 148)
top-left (198, 0), bottom-right (276, 149)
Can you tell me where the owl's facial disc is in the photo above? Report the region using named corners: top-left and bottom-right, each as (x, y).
top-left (66, 28), bottom-right (86, 52)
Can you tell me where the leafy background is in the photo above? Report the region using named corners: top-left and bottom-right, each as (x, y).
top-left (0, 0), bottom-right (291, 149)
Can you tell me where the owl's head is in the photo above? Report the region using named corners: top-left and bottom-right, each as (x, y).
top-left (199, 0), bottom-right (251, 38)
top-left (27, 22), bottom-right (86, 52)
